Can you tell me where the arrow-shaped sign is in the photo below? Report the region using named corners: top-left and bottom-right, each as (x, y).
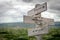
top-left (28, 2), bottom-right (47, 16)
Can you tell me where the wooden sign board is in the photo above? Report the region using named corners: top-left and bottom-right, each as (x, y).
top-left (28, 2), bottom-right (47, 16)
top-left (42, 18), bottom-right (54, 25)
top-left (23, 15), bottom-right (35, 24)
top-left (28, 27), bottom-right (48, 36)
top-left (23, 16), bottom-right (54, 25)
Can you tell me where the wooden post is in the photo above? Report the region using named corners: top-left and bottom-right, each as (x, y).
top-left (35, 35), bottom-right (42, 40)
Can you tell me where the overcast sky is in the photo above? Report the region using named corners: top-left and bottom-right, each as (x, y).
top-left (0, 0), bottom-right (60, 23)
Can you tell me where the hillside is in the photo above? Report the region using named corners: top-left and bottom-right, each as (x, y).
top-left (0, 22), bottom-right (35, 28)
top-left (0, 22), bottom-right (60, 28)
top-left (55, 22), bottom-right (60, 26)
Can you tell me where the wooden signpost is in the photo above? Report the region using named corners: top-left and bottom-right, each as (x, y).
top-left (23, 2), bottom-right (54, 40)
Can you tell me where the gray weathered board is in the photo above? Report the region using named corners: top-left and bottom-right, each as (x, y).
top-left (23, 16), bottom-right (54, 25)
top-left (28, 2), bottom-right (47, 16)
top-left (28, 27), bottom-right (48, 36)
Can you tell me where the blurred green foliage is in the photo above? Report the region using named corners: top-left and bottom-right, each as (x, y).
top-left (42, 28), bottom-right (60, 40)
top-left (0, 27), bottom-right (60, 40)
top-left (0, 28), bottom-right (36, 40)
